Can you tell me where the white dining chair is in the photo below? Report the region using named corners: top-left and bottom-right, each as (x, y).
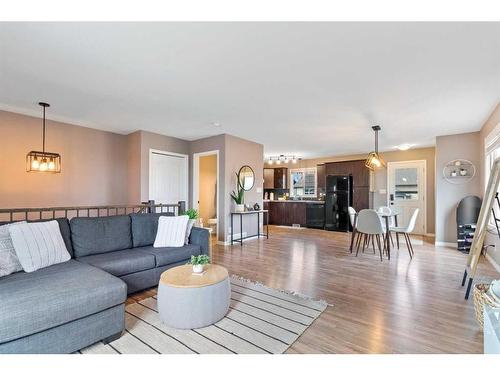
top-left (390, 208), bottom-right (419, 258)
top-left (377, 206), bottom-right (395, 248)
top-left (355, 209), bottom-right (386, 261)
top-left (348, 206), bottom-right (357, 253)
top-left (348, 206), bottom-right (357, 227)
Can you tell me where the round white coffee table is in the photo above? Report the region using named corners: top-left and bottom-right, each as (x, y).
top-left (157, 264), bottom-right (230, 329)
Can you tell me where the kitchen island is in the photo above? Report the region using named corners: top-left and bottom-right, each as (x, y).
top-left (263, 200), bottom-right (325, 228)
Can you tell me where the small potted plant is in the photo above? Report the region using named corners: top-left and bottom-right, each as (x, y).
top-left (190, 254), bottom-right (210, 274)
top-left (230, 172), bottom-right (245, 212)
top-left (185, 208), bottom-right (201, 227)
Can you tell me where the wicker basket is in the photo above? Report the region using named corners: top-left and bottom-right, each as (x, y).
top-left (473, 283), bottom-right (500, 329)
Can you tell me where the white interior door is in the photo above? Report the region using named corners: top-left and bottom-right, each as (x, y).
top-left (387, 160), bottom-right (426, 234)
top-left (149, 150), bottom-right (188, 207)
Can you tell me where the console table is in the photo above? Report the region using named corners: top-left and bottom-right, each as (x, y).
top-left (230, 210), bottom-right (269, 246)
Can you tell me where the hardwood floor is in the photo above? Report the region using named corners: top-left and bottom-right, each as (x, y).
top-left (127, 226), bottom-right (498, 354)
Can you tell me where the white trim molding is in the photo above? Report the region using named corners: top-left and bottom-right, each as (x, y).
top-left (192, 150), bottom-right (220, 239)
top-left (435, 241), bottom-right (456, 248)
top-left (386, 159), bottom-right (427, 235)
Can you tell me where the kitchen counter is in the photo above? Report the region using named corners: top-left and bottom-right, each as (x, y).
top-left (263, 200), bottom-right (324, 204)
top-left (263, 200), bottom-right (325, 227)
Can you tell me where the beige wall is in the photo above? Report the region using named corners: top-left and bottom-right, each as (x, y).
top-left (190, 135), bottom-right (226, 241)
top-left (0, 110), bottom-right (129, 208)
top-left (479, 102), bottom-right (500, 268)
top-left (189, 134), bottom-right (264, 243)
top-left (127, 131), bottom-right (142, 204)
top-left (224, 135), bottom-right (264, 243)
top-left (435, 132), bottom-right (481, 243)
top-left (198, 154), bottom-right (217, 225)
top-left (283, 147), bottom-right (436, 234)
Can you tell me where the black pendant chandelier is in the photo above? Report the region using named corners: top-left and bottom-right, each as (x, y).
top-left (365, 125), bottom-right (385, 170)
top-left (26, 102), bottom-right (61, 173)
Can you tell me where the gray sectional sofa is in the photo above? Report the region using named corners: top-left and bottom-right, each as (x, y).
top-left (0, 213), bottom-right (209, 354)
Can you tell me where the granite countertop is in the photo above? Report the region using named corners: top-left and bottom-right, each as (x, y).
top-left (263, 200), bottom-right (325, 204)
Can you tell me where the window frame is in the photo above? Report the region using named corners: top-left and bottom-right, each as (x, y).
top-left (484, 122), bottom-right (500, 228)
top-left (289, 167), bottom-right (317, 198)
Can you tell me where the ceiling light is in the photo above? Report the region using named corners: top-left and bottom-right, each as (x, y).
top-left (365, 125), bottom-right (385, 170)
top-left (267, 154), bottom-right (301, 165)
top-left (395, 143), bottom-right (413, 151)
top-left (26, 102), bottom-right (61, 173)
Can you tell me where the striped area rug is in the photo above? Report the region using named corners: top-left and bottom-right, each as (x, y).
top-left (80, 276), bottom-right (328, 354)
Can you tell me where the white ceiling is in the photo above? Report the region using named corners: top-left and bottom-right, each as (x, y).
top-left (1, 22), bottom-right (499, 159)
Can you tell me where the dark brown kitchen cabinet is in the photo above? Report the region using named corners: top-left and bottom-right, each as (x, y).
top-left (288, 203), bottom-right (306, 226)
top-left (264, 168), bottom-right (274, 189)
top-left (268, 201), bottom-right (284, 225)
top-left (325, 159), bottom-right (370, 211)
top-left (317, 164), bottom-right (326, 193)
top-left (325, 160), bottom-right (369, 187)
top-left (352, 187), bottom-right (370, 211)
top-left (267, 202), bottom-right (306, 226)
top-left (273, 168), bottom-right (288, 189)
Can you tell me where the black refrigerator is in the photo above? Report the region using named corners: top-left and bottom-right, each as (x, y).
top-left (325, 175), bottom-right (353, 232)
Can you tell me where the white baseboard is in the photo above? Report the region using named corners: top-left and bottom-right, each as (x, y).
top-left (485, 252), bottom-right (500, 273)
top-left (435, 241), bottom-right (456, 248)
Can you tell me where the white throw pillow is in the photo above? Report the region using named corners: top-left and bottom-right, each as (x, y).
top-left (154, 215), bottom-right (189, 248)
top-left (185, 219), bottom-right (195, 245)
top-left (0, 221), bottom-right (25, 277)
top-left (9, 220), bottom-right (71, 273)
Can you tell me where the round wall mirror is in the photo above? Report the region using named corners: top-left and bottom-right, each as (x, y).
top-left (238, 165), bottom-right (255, 191)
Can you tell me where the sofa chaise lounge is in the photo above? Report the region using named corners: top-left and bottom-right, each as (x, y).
top-left (0, 213), bottom-right (209, 354)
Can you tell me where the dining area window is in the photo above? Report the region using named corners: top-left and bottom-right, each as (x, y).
top-left (484, 122), bottom-right (500, 227)
top-left (290, 168), bottom-right (317, 197)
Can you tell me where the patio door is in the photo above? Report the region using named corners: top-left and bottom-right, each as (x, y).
top-left (387, 160), bottom-right (426, 234)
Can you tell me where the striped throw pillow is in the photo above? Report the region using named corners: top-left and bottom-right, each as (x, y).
top-left (9, 220), bottom-right (71, 273)
top-left (154, 215), bottom-right (189, 248)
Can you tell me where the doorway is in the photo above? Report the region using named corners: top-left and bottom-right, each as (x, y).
top-left (193, 150), bottom-right (219, 240)
top-left (149, 149), bottom-right (189, 209)
top-left (387, 160), bottom-right (426, 234)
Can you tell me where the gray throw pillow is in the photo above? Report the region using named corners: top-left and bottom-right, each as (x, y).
top-left (0, 222), bottom-right (25, 277)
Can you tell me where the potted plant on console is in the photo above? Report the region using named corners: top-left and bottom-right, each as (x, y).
top-left (185, 208), bottom-right (201, 227)
top-left (190, 254), bottom-right (210, 274)
top-left (231, 173), bottom-right (245, 212)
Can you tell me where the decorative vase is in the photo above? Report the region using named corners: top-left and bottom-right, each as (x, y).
top-left (451, 170), bottom-right (457, 177)
top-left (460, 169), bottom-right (467, 176)
top-left (192, 264), bottom-right (204, 273)
top-left (235, 204), bottom-right (245, 213)
top-left (253, 203), bottom-right (260, 211)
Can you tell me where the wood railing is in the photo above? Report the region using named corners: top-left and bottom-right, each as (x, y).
top-left (0, 200), bottom-right (186, 222)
